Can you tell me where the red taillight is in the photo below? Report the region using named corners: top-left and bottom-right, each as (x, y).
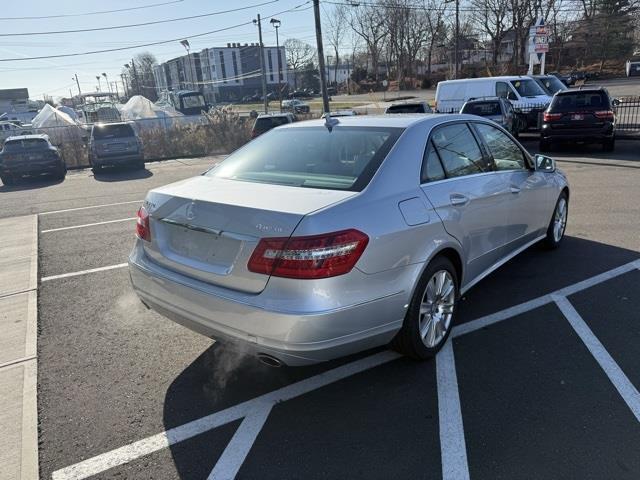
top-left (248, 229), bottom-right (369, 279)
top-left (543, 112), bottom-right (562, 122)
top-left (594, 110), bottom-right (614, 120)
top-left (136, 206), bottom-right (151, 241)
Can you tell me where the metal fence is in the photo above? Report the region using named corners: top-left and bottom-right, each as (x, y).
top-left (615, 96), bottom-right (640, 131)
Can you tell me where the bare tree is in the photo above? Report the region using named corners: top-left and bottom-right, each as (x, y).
top-left (324, 4), bottom-right (348, 84)
top-left (284, 38), bottom-right (316, 90)
top-left (423, 0), bottom-right (447, 77)
top-left (348, 4), bottom-right (388, 86)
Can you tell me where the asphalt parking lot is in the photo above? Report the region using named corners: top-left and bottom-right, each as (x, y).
top-left (1, 141), bottom-right (639, 480)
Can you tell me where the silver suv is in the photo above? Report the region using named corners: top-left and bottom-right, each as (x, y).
top-left (89, 122), bottom-right (144, 173)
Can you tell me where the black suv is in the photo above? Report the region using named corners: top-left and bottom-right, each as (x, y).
top-left (540, 87), bottom-right (616, 152)
top-left (0, 134), bottom-right (66, 185)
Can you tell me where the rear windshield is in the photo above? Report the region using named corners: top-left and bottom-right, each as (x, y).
top-left (207, 126), bottom-right (403, 191)
top-left (550, 92), bottom-right (610, 111)
top-left (253, 117), bottom-right (290, 134)
top-left (510, 79), bottom-right (546, 97)
top-left (387, 104), bottom-right (427, 113)
top-left (92, 124), bottom-right (135, 139)
top-left (461, 102), bottom-right (501, 116)
top-left (3, 139), bottom-right (48, 151)
top-left (181, 95), bottom-right (206, 109)
top-left (536, 76), bottom-right (566, 94)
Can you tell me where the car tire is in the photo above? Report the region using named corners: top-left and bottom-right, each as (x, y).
top-left (543, 191), bottom-right (568, 249)
top-left (391, 256), bottom-right (458, 360)
top-left (1, 175), bottom-right (14, 186)
top-left (539, 138), bottom-right (551, 152)
top-left (603, 137), bottom-right (615, 152)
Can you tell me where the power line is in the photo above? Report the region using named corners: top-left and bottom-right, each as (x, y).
top-left (0, 2), bottom-right (313, 63)
top-left (0, 1), bottom-right (281, 37)
top-left (0, 0), bottom-right (185, 21)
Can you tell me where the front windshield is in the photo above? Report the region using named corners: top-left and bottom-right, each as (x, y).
top-left (510, 79), bottom-right (546, 97)
top-left (536, 76), bottom-right (567, 95)
top-left (207, 126), bottom-right (402, 191)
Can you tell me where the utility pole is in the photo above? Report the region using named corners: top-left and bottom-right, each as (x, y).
top-left (73, 73), bottom-right (82, 96)
top-left (253, 14), bottom-right (268, 114)
top-left (455, 0), bottom-right (459, 79)
top-left (131, 59), bottom-right (139, 96)
top-left (313, 0), bottom-right (330, 114)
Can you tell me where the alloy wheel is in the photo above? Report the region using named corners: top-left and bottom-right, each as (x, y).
top-left (419, 270), bottom-right (456, 348)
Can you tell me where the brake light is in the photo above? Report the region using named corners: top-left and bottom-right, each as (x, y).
top-left (594, 110), bottom-right (614, 120)
top-left (248, 229), bottom-right (369, 279)
top-left (543, 112), bottom-right (562, 122)
top-left (136, 206), bottom-right (151, 241)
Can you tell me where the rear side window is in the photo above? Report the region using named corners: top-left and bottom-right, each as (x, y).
top-left (421, 141), bottom-right (446, 183)
top-left (474, 123), bottom-right (526, 171)
top-left (387, 104), bottom-right (428, 114)
top-left (430, 124), bottom-right (487, 178)
top-left (495, 82), bottom-right (510, 99)
top-left (208, 126), bottom-right (402, 191)
top-left (3, 139), bottom-right (48, 151)
top-left (462, 102), bottom-right (501, 116)
top-left (92, 124), bottom-right (135, 139)
top-left (550, 92), bottom-right (609, 111)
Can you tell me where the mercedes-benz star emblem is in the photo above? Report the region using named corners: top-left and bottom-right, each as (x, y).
top-left (185, 201), bottom-right (197, 221)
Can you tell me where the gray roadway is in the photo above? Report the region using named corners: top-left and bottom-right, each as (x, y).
top-left (1, 142), bottom-right (638, 479)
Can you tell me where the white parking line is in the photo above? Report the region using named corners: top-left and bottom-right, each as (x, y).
top-left (207, 403), bottom-right (273, 480)
top-left (50, 259), bottom-right (640, 480)
top-left (41, 218), bottom-right (136, 234)
top-left (39, 200), bottom-right (143, 216)
top-left (40, 263), bottom-right (128, 282)
top-left (553, 295), bottom-right (640, 423)
top-left (436, 341), bottom-right (470, 480)
top-left (51, 350), bottom-right (400, 480)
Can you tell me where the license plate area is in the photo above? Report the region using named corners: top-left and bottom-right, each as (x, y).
top-left (571, 114), bottom-right (584, 121)
top-left (166, 224), bottom-right (241, 269)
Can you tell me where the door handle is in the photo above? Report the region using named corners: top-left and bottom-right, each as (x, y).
top-left (450, 193), bottom-right (470, 207)
top-left (510, 186), bottom-right (521, 194)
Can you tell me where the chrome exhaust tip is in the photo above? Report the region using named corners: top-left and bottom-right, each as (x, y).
top-left (257, 353), bottom-right (283, 368)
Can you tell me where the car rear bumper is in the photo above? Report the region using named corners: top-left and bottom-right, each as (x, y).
top-left (0, 160), bottom-right (63, 176)
top-left (93, 152), bottom-right (142, 167)
top-left (541, 123), bottom-right (614, 141)
top-left (128, 242), bottom-right (409, 366)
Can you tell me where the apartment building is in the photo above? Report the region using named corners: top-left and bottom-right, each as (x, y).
top-left (153, 43), bottom-right (288, 103)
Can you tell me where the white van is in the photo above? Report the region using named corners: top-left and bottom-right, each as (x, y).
top-left (435, 76), bottom-right (552, 127)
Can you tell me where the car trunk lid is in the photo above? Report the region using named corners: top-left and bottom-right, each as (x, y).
top-left (143, 175), bottom-right (356, 293)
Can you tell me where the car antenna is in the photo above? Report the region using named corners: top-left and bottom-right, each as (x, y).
top-left (324, 112), bottom-right (339, 132)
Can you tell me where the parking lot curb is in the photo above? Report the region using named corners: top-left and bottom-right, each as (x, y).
top-left (0, 215), bottom-right (39, 480)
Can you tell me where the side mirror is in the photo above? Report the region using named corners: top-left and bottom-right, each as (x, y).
top-left (535, 154), bottom-right (556, 172)
top-left (507, 91), bottom-right (518, 101)
top-left (612, 98), bottom-right (621, 107)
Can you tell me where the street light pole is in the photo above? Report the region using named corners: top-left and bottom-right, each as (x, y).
top-left (102, 73), bottom-right (111, 93)
top-left (96, 76), bottom-right (102, 92)
top-left (253, 14), bottom-right (268, 114)
top-left (313, 0), bottom-right (330, 114)
top-left (73, 74), bottom-right (82, 96)
top-left (270, 18), bottom-right (282, 113)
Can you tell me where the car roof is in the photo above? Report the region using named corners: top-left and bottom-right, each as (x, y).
top-left (257, 113), bottom-right (292, 118)
top-left (4, 133), bottom-right (49, 141)
top-left (555, 87), bottom-right (607, 95)
top-left (464, 97), bottom-right (501, 103)
top-left (284, 114), bottom-right (477, 129)
top-left (388, 100), bottom-right (427, 106)
top-left (93, 121), bottom-right (133, 127)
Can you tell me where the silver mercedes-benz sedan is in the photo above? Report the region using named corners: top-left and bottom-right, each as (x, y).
top-left (129, 114), bottom-right (569, 366)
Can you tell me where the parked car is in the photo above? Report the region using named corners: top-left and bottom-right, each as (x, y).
top-left (385, 101), bottom-right (433, 114)
top-left (459, 97), bottom-right (519, 136)
top-left (540, 87), bottom-right (616, 152)
top-left (250, 113), bottom-right (295, 138)
top-left (89, 122), bottom-right (144, 173)
top-left (129, 114), bottom-right (569, 367)
top-left (436, 76), bottom-right (552, 128)
top-left (0, 134), bottom-right (66, 185)
top-left (321, 109), bottom-right (358, 118)
top-left (282, 99), bottom-right (310, 114)
top-left (288, 90), bottom-right (311, 99)
top-left (530, 74), bottom-right (568, 95)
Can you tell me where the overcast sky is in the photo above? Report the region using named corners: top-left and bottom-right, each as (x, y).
top-left (0, 0), bottom-right (324, 99)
